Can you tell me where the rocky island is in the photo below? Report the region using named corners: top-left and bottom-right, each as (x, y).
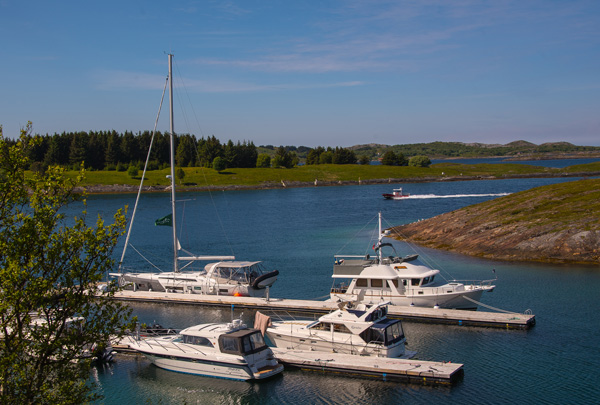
top-left (390, 178), bottom-right (600, 264)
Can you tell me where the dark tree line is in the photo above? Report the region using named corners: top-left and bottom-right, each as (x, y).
top-left (7, 129), bottom-right (435, 171)
top-left (16, 131), bottom-right (259, 171)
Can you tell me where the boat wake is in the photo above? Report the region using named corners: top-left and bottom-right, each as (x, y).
top-left (406, 193), bottom-right (510, 199)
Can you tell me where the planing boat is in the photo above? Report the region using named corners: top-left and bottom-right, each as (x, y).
top-left (110, 54), bottom-right (278, 297)
top-left (329, 213), bottom-right (495, 309)
top-left (128, 317), bottom-right (284, 381)
top-left (382, 188), bottom-right (410, 199)
top-left (265, 301), bottom-right (414, 358)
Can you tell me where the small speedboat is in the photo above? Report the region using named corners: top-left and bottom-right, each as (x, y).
top-left (129, 318), bottom-right (284, 381)
top-left (265, 302), bottom-right (412, 358)
top-left (382, 188), bottom-right (410, 199)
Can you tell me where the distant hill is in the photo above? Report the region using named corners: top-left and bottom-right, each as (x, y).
top-left (344, 141), bottom-right (600, 160)
top-left (389, 178), bottom-right (600, 264)
top-left (255, 141), bottom-right (600, 162)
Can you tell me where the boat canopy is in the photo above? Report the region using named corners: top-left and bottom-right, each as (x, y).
top-left (205, 261), bottom-right (263, 281)
top-left (392, 264), bottom-right (439, 278)
top-left (218, 329), bottom-right (268, 356)
top-left (365, 319), bottom-right (405, 346)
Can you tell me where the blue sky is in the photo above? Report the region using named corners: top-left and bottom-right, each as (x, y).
top-left (1, 0), bottom-right (599, 147)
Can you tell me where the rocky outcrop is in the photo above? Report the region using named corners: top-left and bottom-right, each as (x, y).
top-left (390, 178), bottom-right (600, 264)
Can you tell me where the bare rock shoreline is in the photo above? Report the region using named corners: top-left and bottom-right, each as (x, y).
top-left (389, 178), bottom-right (600, 265)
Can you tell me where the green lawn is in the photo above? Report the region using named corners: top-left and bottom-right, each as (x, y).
top-left (61, 161), bottom-right (600, 189)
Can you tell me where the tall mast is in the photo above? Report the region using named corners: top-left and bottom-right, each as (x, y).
top-left (168, 53), bottom-right (178, 272)
top-left (378, 212), bottom-right (383, 263)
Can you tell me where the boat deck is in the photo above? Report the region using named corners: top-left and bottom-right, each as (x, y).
top-left (271, 348), bottom-right (463, 385)
top-left (110, 290), bottom-right (535, 329)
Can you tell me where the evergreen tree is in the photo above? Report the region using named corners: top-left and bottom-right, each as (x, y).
top-left (104, 131), bottom-right (121, 168)
top-left (68, 132), bottom-right (88, 168)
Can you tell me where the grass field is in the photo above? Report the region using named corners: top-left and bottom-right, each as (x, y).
top-left (61, 161), bottom-right (600, 189)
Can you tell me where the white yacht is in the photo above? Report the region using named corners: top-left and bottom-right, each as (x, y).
top-left (128, 318), bottom-right (284, 381)
top-left (265, 302), bottom-right (412, 358)
top-left (118, 261), bottom-right (279, 297)
top-left (329, 213), bottom-right (495, 310)
top-left (111, 54), bottom-right (278, 297)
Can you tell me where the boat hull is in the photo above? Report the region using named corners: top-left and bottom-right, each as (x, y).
top-left (118, 272), bottom-right (275, 298)
top-left (266, 329), bottom-right (408, 358)
top-left (142, 353), bottom-right (283, 381)
top-left (331, 287), bottom-right (489, 310)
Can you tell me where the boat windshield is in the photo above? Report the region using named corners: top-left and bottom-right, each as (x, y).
top-left (219, 329), bottom-right (267, 356)
top-left (181, 335), bottom-right (213, 347)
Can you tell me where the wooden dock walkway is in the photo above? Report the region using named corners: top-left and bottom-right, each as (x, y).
top-left (270, 348), bottom-right (464, 385)
top-left (112, 337), bottom-right (462, 385)
top-left (111, 290), bottom-right (535, 329)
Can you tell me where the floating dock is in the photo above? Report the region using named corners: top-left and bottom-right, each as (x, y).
top-left (110, 290), bottom-right (535, 329)
top-left (112, 337), bottom-right (463, 385)
top-left (271, 348), bottom-right (464, 385)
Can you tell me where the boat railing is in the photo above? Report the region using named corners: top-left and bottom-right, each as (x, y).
top-left (260, 310), bottom-right (321, 324)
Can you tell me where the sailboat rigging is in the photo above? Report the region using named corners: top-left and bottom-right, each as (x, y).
top-left (110, 54), bottom-right (279, 297)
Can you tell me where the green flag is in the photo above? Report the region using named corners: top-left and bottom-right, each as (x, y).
top-left (155, 213), bottom-right (173, 226)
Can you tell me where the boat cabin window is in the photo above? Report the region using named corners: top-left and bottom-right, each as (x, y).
top-left (391, 279), bottom-right (399, 288)
top-left (402, 279), bottom-right (408, 286)
top-left (332, 323), bottom-right (352, 334)
top-left (219, 329), bottom-right (267, 356)
top-left (356, 279), bottom-right (368, 287)
top-left (309, 322), bottom-right (331, 331)
top-left (370, 279), bottom-right (383, 288)
top-left (411, 278), bottom-right (421, 286)
top-left (182, 335), bottom-right (213, 347)
top-left (423, 277), bottom-right (430, 285)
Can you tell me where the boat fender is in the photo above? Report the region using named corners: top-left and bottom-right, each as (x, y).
top-left (251, 270), bottom-right (280, 289)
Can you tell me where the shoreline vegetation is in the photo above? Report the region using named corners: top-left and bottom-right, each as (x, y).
top-left (75, 161), bottom-right (600, 194)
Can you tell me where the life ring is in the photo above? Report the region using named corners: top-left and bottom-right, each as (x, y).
top-left (251, 270), bottom-right (279, 289)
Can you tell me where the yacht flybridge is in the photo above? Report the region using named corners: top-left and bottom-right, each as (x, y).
top-left (110, 54), bottom-right (278, 297)
top-left (329, 213), bottom-right (495, 310)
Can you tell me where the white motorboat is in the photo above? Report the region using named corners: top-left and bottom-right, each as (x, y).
top-left (128, 318), bottom-right (283, 381)
top-left (110, 54), bottom-right (278, 297)
top-left (265, 302), bottom-right (412, 358)
top-left (329, 213), bottom-right (495, 310)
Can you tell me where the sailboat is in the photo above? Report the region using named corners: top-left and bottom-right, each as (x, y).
top-left (110, 54), bottom-right (278, 297)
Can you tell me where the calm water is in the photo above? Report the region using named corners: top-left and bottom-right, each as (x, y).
top-left (79, 176), bottom-right (600, 404)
